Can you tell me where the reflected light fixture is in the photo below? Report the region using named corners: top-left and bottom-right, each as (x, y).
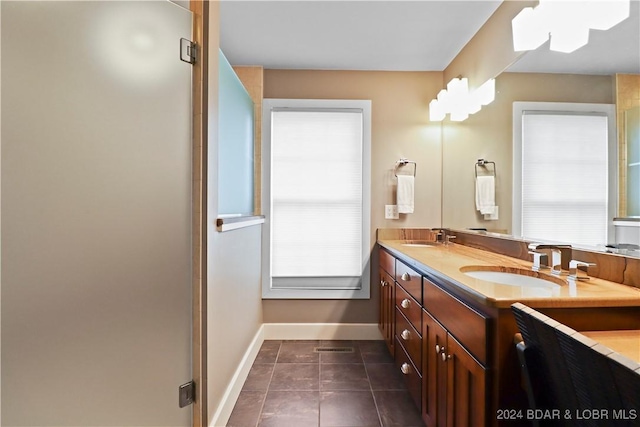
top-left (512, 0), bottom-right (630, 53)
top-left (429, 78), bottom-right (495, 122)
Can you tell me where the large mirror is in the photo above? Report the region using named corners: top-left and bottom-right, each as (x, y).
top-left (442, 0), bottom-right (640, 256)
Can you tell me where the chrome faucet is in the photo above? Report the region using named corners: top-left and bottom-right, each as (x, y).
top-left (528, 250), bottom-right (549, 271)
top-left (568, 260), bottom-right (596, 281)
top-left (527, 243), bottom-right (572, 275)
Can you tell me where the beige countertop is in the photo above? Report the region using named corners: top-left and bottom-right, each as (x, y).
top-left (378, 239), bottom-right (640, 309)
top-left (582, 330), bottom-right (640, 364)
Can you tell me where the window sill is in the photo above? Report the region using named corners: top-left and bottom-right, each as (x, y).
top-left (216, 215), bottom-right (265, 232)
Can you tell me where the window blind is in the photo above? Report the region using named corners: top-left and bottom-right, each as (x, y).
top-left (270, 109), bottom-right (363, 289)
top-left (521, 112), bottom-right (608, 246)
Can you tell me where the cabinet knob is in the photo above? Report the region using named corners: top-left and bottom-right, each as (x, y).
top-left (401, 362), bottom-right (411, 375)
top-left (381, 280), bottom-right (387, 287)
top-left (401, 329), bottom-right (411, 340)
top-left (401, 272), bottom-right (411, 281)
top-left (401, 299), bottom-right (410, 309)
top-left (435, 344), bottom-right (440, 354)
top-left (441, 352), bottom-right (452, 362)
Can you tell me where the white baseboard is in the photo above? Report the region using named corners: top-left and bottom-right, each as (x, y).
top-left (209, 323), bottom-right (382, 427)
top-left (263, 322), bottom-right (382, 341)
top-left (209, 325), bottom-right (265, 427)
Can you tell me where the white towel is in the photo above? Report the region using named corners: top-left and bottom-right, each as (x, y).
top-left (397, 175), bottom-right (414, 214)
top-left (475, 175), bottom-right (495, 215)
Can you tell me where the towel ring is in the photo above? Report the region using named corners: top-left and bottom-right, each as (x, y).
top-left (475, 159), bottom-right (496, 178)
top-left (394, 158), bottom-right (417, 177)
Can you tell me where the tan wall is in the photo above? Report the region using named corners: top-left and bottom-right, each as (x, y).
top-left (615, 74), bottom-right (640, 216)
top-left (207, 4), bottom-right (264, 424)
top-left (263, 70), bottom-right (443, 323)
top-left (442, 72), bottom-right (614, 233)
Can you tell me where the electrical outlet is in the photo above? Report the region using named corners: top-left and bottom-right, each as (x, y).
top-left (385, 204), bottom-right (399, 220)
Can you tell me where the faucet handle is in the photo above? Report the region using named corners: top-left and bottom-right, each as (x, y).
top-left (528, 251), bottom-right (549, 271)
top-left (445, 235), bottom-right (456, 245)
top-left (568, 260), bottom-right (596, 281)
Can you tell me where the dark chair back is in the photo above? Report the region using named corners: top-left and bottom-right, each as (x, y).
top-left (511, 303), bottom-right (640, 427)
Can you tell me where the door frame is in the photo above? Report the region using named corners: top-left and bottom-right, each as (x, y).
top-left (190, 1), bottom-right (207, 426)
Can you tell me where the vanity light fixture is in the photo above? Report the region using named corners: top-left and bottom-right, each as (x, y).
top-left (512, 0), bottom-right (630, 53)
top-left (428, 78), bottom-right (495, 122)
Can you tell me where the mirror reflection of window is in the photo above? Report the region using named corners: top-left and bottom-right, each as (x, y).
top-left (513, 102), bottom-right (617, 247)
top-left (626, 106), bottom-right (640, 216)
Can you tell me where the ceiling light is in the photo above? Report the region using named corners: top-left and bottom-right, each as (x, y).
top-left (429, 99), bottom-right (446, 121)
top-left (476, 79), bottom-right (495, 106)
top-left (512, 0), bottom-right (630, 54)
top-left (512, 7), bottom-right (549, 51)
top-left (428, 78), bottom-right (495, 122)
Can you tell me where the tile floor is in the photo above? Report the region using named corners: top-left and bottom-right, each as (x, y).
top-left (227, 340), bottom-right (424, 427)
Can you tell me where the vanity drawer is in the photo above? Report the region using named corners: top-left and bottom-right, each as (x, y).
top-left (395, 307), bottom-right (422, 374)
top-left (395, 336), bottom-right (422, 411)
top-left (395, 284), bottom-right (421, 332)
top-left (380, 248), bottom-right (395, 277)
top-left (423, 277), bottom-right (489, 365)
top-left (396, 261), bottom-right (422, 304)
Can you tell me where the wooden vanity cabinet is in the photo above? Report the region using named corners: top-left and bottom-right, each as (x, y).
top-left (379, 246), bottom-right (489, 427)
top-left (423, 310), bottom-right (487, 427)
top-left (379, 249), bottom-right (396, 356)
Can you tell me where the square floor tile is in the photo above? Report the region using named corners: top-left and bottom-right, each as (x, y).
top-left (366, 364), bottom-right (407, 390)
top-left (319, 342), bottom-right (363, 364)
top-left (269, 363), bottom-right (319, 391)
top-left (320, 391), bottom-right (381, 426)
top-left (359, 341), bottom-right (394, 363)
top-left (227, 390), bottom-right (266, 427)
top-left (259, 390), bottom-right (319, 427)
top-left (320, 363), bottom-right (370, 391)
top-left (373, 390), bottom-right (423, 427)
top-left (242, 363), bottom-right (274, 391)
top-left (277, 341), bottom-right (320, 363)
top-left (255, 341), bottom-right (281, 364)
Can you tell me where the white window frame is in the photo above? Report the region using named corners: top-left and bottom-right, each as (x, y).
top-left (261, 99), bottom-right (372, 299)
top-left (512, 102), bottom-right (617, 245)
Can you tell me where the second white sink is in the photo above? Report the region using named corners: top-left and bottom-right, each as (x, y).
top-left (462, 269), bottom-right (561, 288)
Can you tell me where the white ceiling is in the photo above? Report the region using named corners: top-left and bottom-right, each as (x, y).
top-left (219, 0), bottom-right (502, 71)
top-left (219, 0), bottom-right (640, 75)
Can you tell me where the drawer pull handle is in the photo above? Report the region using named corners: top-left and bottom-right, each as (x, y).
top-left (401, 362), bottom-right (411, 375)
top-left (381, 280), bottom-right (387, 287)
top-left (436, 344), bottom-right (445, 354)
top-left (442, 352), bottom-right (452, 362)
top-left (401, 299), bottom-right (410, 309)
top-left (401, 272), bottom-right (411, 281)
top-left (401, 329), bottom-right (411, 340)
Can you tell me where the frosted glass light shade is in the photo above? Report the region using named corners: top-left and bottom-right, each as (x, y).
top-left (549, 23), bottom-right (590, 53)
top-left (429, 99), bottom-right (445, 121)
top-left (586, 0), bottom-right (630, 30)
top-left (476, 79), bottom-right (495, 106)
top-left (512, 7), bottom-right (549, 51)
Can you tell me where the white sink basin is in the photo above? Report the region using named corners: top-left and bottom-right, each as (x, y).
top-left (461, 267), bottom-right (562, 288)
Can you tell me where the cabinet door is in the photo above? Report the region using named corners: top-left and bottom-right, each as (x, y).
top-left (423, 311), bottom-right (448, 427)
top-left (445, 333), bottom-right (487, 427)
top-left (379, 268), bottom-right (395, 356)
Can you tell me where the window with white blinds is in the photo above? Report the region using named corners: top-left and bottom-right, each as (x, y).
top-left (513, 103), bottom-right (616, 247)
top-left (262, 99), bottom-right (371, 299)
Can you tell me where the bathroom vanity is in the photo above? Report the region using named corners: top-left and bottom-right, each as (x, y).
top-left (377, 229), bottom-right (640, 427)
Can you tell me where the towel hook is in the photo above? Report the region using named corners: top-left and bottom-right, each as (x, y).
top-left (475, 158), bottom-right (496, 178)
top-left (395, 158), bottom-right (417, 177)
